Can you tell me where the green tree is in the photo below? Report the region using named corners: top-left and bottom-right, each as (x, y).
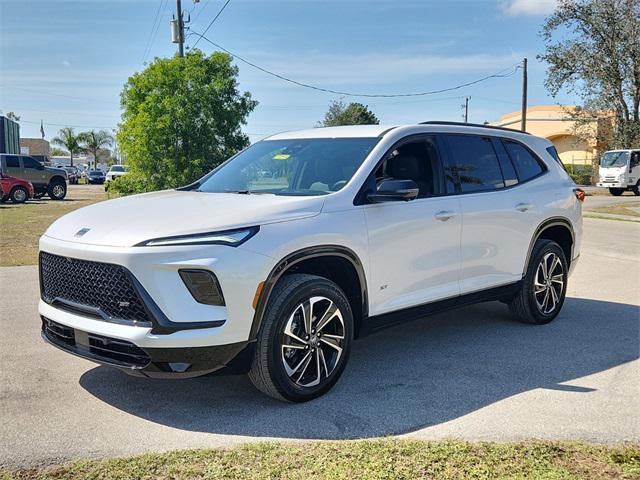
top-left (319, 100), bottom-right (380, 127)
top-left (539, 0), bottom-right (640, 152)
top-left (50, 147), bottom-right (68, 157)
top-left (51, 127), bottom-right (82, 167)
top-left (79, 130), bottom-right (114, 169)
top-left (115, 50), bottom-right (257, 193)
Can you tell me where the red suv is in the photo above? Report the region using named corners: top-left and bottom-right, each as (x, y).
top-left (0, 173), bottom-right (34, 203)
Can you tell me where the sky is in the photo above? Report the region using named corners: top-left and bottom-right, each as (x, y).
top-left (0, 0), bottom-right (575, 144)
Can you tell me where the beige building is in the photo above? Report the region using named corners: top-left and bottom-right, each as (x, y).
top-left (492, 105), bottom-right (611, 167)
top-left (20, 138), bottom-right (50, 157)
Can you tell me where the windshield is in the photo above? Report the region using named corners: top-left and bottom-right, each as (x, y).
top-left (89, 170), bottom-right (102, 175)
top-left (110, 165), bottom-right (126, 172)
top-left (197, 138), bottom-right (379, 196)
top-left (600, 151), bottom-right (630, 168)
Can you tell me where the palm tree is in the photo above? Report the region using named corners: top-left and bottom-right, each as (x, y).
top-left (51, 127), bottom-right (82, 167)
top-left (79, 130), bottom-right (114, 169)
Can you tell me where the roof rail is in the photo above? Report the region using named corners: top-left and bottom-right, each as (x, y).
top-left (419, 121), bottom-right (530, 135)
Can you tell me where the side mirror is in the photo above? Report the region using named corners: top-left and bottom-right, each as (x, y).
top-left (367, 178), bottom-right (419, 203)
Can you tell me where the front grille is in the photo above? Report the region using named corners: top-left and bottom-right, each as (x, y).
top-left (42, 318), bottom-right (150, 368)
top-left (40, 252), bottom-right (152, 325)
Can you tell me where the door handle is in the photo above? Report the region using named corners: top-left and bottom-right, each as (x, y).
top-left (515, 203), bottom-right (534, 212)
top-left (435, 210), bottom-right (457, 221)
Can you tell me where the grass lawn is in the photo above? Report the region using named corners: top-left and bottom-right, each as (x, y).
top-left (2, 440), bottom-right (639, 480)
top-left (0, 185), bottom-right (110, 267)
top-left (585, 200), bottom-right (640, 218)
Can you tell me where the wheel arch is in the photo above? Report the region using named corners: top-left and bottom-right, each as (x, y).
top-left (524, 217), bottom-right (575, 275)
top-left (49, 175), bottom-right (66, 185)
top-left (250, 245), bottom-right (368, 341)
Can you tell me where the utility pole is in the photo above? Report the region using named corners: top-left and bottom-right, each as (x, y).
top-left (176, 0), bottom-right (184, 57)
top-left (462, 97), bottom-right (470, 123)
top-left (171, 0), bottom-right (185, 56)
top-left (521, 57), bottom-right (528, 132)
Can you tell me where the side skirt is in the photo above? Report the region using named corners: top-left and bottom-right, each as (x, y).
top-left (360, 281), bottom-right (522, 337)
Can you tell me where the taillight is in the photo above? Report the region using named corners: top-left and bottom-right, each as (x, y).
top-left (574, 188), bottom-right (585, 202)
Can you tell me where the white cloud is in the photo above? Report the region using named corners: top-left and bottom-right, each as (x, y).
top-left (61, 60), bottom-right (71, 67)
top-left (499, 0), bottom-right (557, 16)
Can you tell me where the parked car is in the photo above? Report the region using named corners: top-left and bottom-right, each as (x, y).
top-left (596, 149), bottom-right (640, 196)
top-left (0, 154), bottom-right (67, 200)
top-left (87, 170), bottom-right (106, 184)
top-left (63, 166), bottom-right (79, 185)
top-left (0, 172), bottom-right (34, 203)
top-left (39, 122), bottom-right (583, 402)
top-left (106, 164), bottom-right (129, 183)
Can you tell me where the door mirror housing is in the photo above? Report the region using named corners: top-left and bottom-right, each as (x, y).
top-left (367, 179), bottom-right (419, 203)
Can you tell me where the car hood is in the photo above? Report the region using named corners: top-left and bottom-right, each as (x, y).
top-left (46, 166), bottom-right (68, 177)
top-left (44, 190), bottom-right (324, 247)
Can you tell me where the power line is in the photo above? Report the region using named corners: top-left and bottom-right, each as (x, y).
top-left (192, 0), bottom-right (232, 48)
top-left (191, 0), bottom-right (211, 25)
top-left (187, 30), bottom-right (521, 98)
top-left (1, 84), bottom-right (117, 105)
top-left (143, 0), bottom-right (169, 63)
top-left (20, 119), bottom-right (117, 130)
top-left (141, 0), bottom-right (165, 63)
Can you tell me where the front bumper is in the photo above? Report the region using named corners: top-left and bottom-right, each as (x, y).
top-left (38, 235), bottom-right (275, 377)
top-left (42, 316), bottom-right (253, 378)
top-left (596, 182), bottom-right (626, 188)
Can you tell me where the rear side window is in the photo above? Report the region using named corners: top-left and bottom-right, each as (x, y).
top-left (504, 141), bottom-right (545, 181)
top-left (545, 145), bottom-right (567, 171)
top-left (22, 157), bottom-right (41, 169)
top-left (4, 155), bottom-right (20, 167)
top-left (444, 135), bottom-right (505, 193)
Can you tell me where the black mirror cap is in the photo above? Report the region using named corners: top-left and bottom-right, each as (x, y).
top-left (367, 179), bottom-right (419, 203)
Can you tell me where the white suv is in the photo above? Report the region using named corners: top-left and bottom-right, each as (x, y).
top-left (39, 123), bottom-right (583, 402)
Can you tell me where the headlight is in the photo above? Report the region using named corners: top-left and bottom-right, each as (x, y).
top-left (136, 226), bottom-right (259, 247)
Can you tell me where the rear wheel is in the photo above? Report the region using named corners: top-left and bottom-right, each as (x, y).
top-left (508, 240), bottom-right (568, 325)
top-left (609, 187), bottom-right (624, 196)
top-left (48, 180), bottom-right (67, 200)
top-left (10, 186), bottom-right (28, 203)
top-left (248, 274), bottom-right (353, 402)
top-left (632, 183), bottom-right (639, 196)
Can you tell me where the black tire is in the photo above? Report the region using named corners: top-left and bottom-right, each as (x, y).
top-left (632, 183), bottom-right (639, 196)
top-left (248, 274), bottom-right (353, 402)
top-left (10, 186), bottom-right (28, 204)
top-left (48, 180), bottom-right (67, 200)
top-left (609, 187), bottom-right (624, 196)
top-left (508, 239), bottom-right (568, 325)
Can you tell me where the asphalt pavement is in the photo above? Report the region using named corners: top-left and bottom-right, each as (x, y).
top-left (1, 218), bottom-right (638, 468)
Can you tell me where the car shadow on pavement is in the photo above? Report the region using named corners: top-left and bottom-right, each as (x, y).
top-left (79, 297), bottom-right (639, 439)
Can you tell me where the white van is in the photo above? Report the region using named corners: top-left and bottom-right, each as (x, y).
top-left (596, 149), bottom-right (640, 196)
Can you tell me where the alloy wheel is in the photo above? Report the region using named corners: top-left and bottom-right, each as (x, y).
top-left (533, 252), bottom-right (564, 314)
top-left (13, 189), bottom-right (26, 202)
top-left (280, 296), bottom-right (345, 388)
top-left (52, 184), bottom-right (65, 198)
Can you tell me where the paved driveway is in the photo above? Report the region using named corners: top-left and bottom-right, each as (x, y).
top-left (1, 218), bottom-right (638, 467)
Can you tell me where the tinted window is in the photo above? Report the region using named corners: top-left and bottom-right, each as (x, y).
top-left (22, 156), bottom-right (41, 169)
top-left (375, 136), bottom-right (443, 198)
top-left (504, 141), bottom-right (544, 181)
top-left (492, 139), bottom-right (518, 187)
top-left (444, 135), bottom-right (505, 193)
top-left (5, 155), bottom-right (20, 168)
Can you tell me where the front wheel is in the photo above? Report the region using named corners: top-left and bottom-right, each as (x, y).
top-left (508, 240), bottom-right (568, 325)
top-left (609, 188), bottom-right (624, 196)
top-left (632, 183), bottom-right (639, 196)
top-left (48, 181), bottom-right (67, 200)
top-left (248, 274), bottom-right (353, 402)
